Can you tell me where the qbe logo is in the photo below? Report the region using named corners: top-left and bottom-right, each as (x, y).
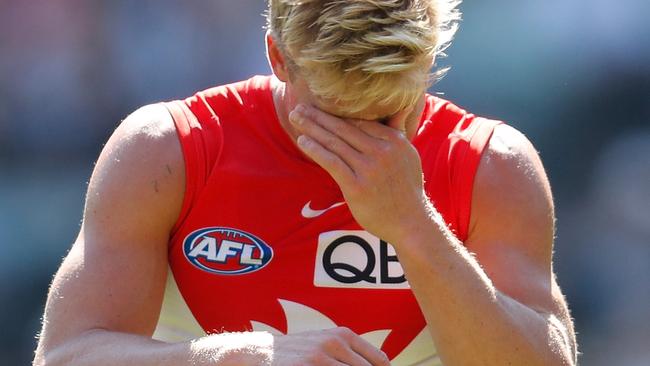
top-left (183, 227), bottom-right (273, 275)
top-left (314, 231), bottom-right (409, 289)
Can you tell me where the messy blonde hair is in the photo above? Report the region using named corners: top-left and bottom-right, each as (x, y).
top-left (267, 0), bottom-right (461, 114)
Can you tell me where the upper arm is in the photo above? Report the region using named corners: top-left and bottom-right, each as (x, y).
top-left (465, 124), bottom-right (576, 350)
top-left (37, 104), bottom-right (185, 353)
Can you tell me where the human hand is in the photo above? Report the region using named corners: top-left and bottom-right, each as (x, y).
top-left (289, 104), bottom-right (430, 244)
top-left (271, 327), bottom-right (390, 366)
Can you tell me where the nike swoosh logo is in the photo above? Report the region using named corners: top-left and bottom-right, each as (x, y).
top-left (301, 201), bottom-right (346, 219)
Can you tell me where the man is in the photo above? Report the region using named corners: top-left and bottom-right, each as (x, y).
top-left (34, 0), bottom-right (577, 365)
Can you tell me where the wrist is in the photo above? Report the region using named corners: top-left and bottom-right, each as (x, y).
top-left (389, 196), bottom-right (441, 246)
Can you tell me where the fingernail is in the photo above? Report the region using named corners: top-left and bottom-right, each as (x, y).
top-left (295, 104), bottom-right (306, 114)
top-left (297, 135), bottom-right (309, 147)
top-left (289, 110), bottom-right (302, 125)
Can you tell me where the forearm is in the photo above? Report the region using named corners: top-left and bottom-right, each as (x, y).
top-left (34, 329), bottom-right (273, 366)
top-left (395, 210), bottom-right (574, 365)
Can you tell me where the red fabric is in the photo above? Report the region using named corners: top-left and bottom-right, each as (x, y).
top-left (413, 99), bottom-right (502, 241)
top-left (164, 75), bottom-right (501, 359)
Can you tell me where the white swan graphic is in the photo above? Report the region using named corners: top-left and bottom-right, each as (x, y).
top-left (152, 271), bottom-right (441, 365)
top-left (251, 299), bottom-right (441, 366)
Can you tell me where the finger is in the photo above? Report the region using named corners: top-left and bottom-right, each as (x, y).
top-left (292, 104), bottom-right (377, 153)
top-left (322, 335), bottom-right (374, 366)
top-left (347, 336), bottom-right (391, 366)
top-left (333, 350), bottom-right (373, 366)
top-left (296, 135), bottom-right (356, 187)
top-left (321, 360), bottom-right (347, 366)
top-left (290, 108), bottom-right (366, 168)
top-left (357, 120), bottom-right (405, 143)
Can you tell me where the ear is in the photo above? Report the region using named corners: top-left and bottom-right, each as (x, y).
top-left (265, 31), bottom-right (290, 82)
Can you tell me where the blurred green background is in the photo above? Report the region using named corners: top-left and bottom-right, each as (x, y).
top-left (1, 1), bottom-right (648, 365)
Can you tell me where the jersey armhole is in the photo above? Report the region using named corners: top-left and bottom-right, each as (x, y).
top-left (163, 100), bottom-right (216, 239)
top-left (454, 118), bottom-right (502, 241)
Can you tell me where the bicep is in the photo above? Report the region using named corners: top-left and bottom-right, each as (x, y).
top-left (39, 104), bottom-right (184, 352)
top-left (465, 124), bottom-right (563, 315)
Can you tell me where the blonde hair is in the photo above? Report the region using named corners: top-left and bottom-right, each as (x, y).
top-left (267, 0), bottom-right (461, 114)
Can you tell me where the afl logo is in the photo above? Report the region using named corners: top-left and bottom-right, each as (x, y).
top-left (183, 227), bottom-right (273, 275)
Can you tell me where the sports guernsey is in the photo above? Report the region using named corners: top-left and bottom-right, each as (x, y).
top-left (153, 75), bottom-right (501, 365)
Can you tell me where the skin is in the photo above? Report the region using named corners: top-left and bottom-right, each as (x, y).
top-left (32, 106), bottom-right (390, 366)
top-left (33, 32), bottom-right (577, 365)
top-left (268, 33), bottom-right (578, 365)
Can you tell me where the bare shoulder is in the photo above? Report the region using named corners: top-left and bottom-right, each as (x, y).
top-left (466, 124), bottom-right (577, 360)
top-left (466, 123), bottom-right (557, 309)
top-left (476, 123), bottom-right (552, 203)
top-left (468, 123), bottom-right (554, 252)
top-left (86, 103), bottom-right (185, 231)
top-left (35, 104), bottom-right (185, 358)
top-left (98, 103), bottom-right (182, 183)
top-left (117, 103), bottom-right (179, 144)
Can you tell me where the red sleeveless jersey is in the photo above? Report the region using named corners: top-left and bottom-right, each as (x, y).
top-left (153, 75), bottom-right (501, 365)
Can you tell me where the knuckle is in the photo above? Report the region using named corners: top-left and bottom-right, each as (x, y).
top-left (311, 110), bottom-right (333, 127)
top-left (362, 163), bottom-right (381, 181)
top-left (375, 154), bottom-right (391, 168)
top-left (320, 113), bottom-right (337, 126)
top-left (306, 350), bottom-right (327, 364)
top-left (387, 128), bottom-right (404, 141)
top-left (324, 155), bottom-right (340, 168)
top-left (367, 144), bottom-right (386, 160)
top-left (376, 141), bottom-right (393, 155)
top-left (300, 106), bottom-right (315, 120)
top-left (356, 157), bottom-right (373, 173)
top-left (324, 137), bottom-right (339, 152)
top-left (314, 114), bottom-right (328, 127)
top-left (320, 336), bottom-right (344, 353)
top-left (349, 118), bottom-right (364, 129)
top-left (335, 326), bottom-right (355, 339)
top-left (378, 351), bottom-right (391, 365)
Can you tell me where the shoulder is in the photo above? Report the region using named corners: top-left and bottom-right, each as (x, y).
top-left (98, 103), bottom-right (183, 182)
top-left (112, 103), bottom-right (180, 152)
top-left (86, 103), bottom-right (184, 231)
top-left (475, 124), bottom-right (552, 211)
top-left (464, 125), bottom-right (577, 360)
top-left (467, 123), bottom-right (554, 260)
